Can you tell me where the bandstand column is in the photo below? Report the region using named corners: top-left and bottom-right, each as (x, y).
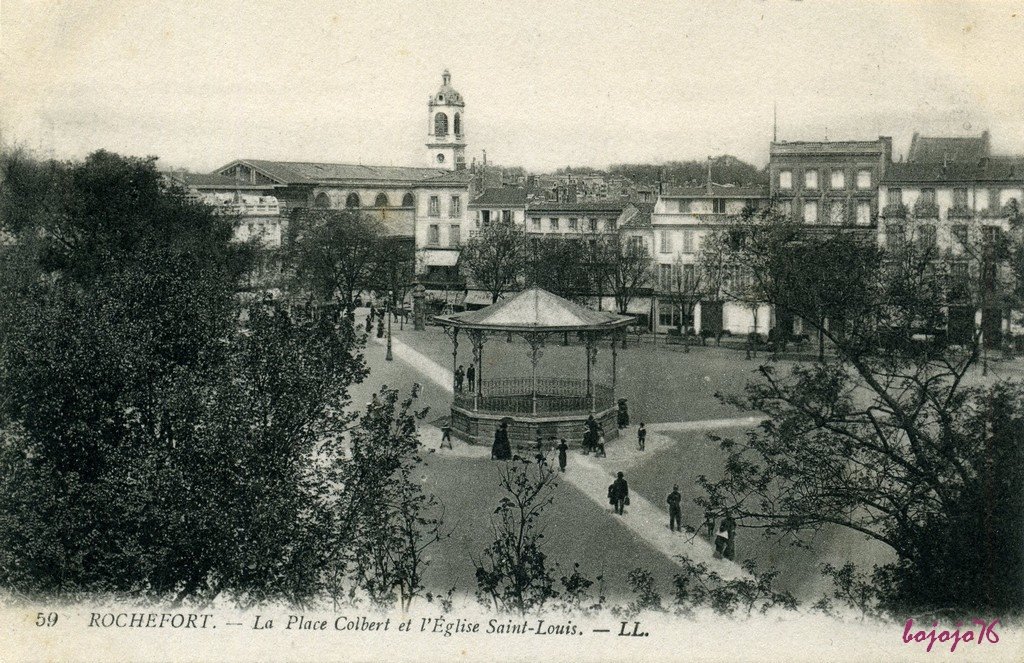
top-left (470, 330), bottom-right (484, 411)
top-left (525, 332), bottom-right (545, 416)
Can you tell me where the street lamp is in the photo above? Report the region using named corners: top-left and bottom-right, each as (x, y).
top-left (386, 290), bottom-right (394, 361)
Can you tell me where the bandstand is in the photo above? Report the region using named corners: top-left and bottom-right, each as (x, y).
top-left (433, 287), bottom-right (635, 446)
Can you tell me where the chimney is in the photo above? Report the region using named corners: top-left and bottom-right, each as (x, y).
top-left (482, 150), bottom-right (487, 167)
top-left (706, 156), bottom-right (713, 195)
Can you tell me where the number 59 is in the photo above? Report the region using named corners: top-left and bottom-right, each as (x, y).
top-left (35, 612), bottom-right (58, 627)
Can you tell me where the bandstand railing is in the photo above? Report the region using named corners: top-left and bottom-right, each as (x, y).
top-left (454, 378), bottom-right (614, 415)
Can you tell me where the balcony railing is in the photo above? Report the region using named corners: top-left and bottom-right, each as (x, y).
top-left (881, 203), bottom-right (908, 218)
top-left (912, 201), bottom-right (939, 218)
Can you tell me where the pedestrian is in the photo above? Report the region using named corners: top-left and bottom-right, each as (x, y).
top-left (365, 313), bottom-right (373, 333)
top-left (466, 363), bottom-right (475, 392)
top-left (557, 438), bottom-right (569, 472)
top-left (637, 422), bottom-right (647, 451)
top-left (369, 302), bottom-right (376, 320)
top-left (440, 421), bottom-right (453, 449)
top-left (608, 471), bottom-right (629, 515)
top-left (722, 512), bottom-right (736, 561)
top-left (376, 318), bottom-right (385, 338)
top-left (581, 427), bottom-right (592, 455)
top-left (595, 429), bottom-right (607, 458)
top-left (455, 365), bottom-right (465, 392)
top-left (491, 421), bottom-right (512, 460)
top-left (713, 518), bottom-right (730, 559)
top-left (667, 485), bottom-right (682, 532)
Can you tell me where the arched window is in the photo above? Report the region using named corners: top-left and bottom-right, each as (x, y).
top-left (345, 193), bottom-right (360, 209)
top-left (434, 112), bottom-right (448, 136)
top-left (313, 192), bottom-right (331, 208)
top-left (374, 192), bottom-right (389, 207)
top-left (453, 112), bottom-right (461, 136)
top-left (402, 192), bottom-right (415, 208)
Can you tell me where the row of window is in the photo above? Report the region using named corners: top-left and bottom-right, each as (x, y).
top-left (427, 195), bottom-right (462, 218)
top-left (426, 223), bottom-right (461, 247)
top-left (792, 199), bottom-right (874, 225)
top-left (671, 199), bottom-right (757, 214)
top-left (313, 191), bottom-right (418, 209)
top-left (886, 187), bottom-right (1005, 210)
top-left (778, 168), bottom-right (872, 191)
top-left (884, 223), bottom-right (1004, 250)
top-left (433, 112), bottom-right (463, 137)
top-left (658, 229), bottom-right (698, 254)
top-left (528, 217), bottom-right (612, 232)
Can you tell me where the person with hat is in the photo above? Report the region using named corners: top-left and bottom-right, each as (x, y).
top-left (667, 485), bottom-right (682, 532)
top-left (609, 472), bottom-right (629, 515)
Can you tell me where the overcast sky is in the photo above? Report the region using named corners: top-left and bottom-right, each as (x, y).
top-left (2, 1), bottom-right (1023, 173)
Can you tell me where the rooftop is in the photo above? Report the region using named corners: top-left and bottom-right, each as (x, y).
top-left (470, 187), bottom-right (529, 207)
top-left (216, 159), bottom-right (449, 185)
top-left (163, 171), bottom-right (271, 189)
top-left (907, 132), bottom-right (989, 164)
top-left (883, 158), bottom-right (1024, 184)
top-left (434, 287), bottom-right (634, 331)
top-left (770, 138), bottom-right (891, 156)
top-left (525, 200), bottom-right (626, 213)
top-left (660, 183), bottom-right (768, 198)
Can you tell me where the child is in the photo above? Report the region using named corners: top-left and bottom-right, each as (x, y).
top-left (637, 422), bottom-right (647, 451)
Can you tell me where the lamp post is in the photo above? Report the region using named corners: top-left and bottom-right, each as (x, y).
top-left (386, 290), bottom-right (394, 361)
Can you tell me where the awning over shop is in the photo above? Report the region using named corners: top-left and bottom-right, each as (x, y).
top-left (422, 249), bottom-right (460, 267)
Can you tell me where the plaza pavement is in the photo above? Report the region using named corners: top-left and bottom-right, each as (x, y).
top-left (371, 330), bottom-right (754, 581)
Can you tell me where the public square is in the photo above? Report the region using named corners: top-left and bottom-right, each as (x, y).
top-left (349, 313), bottom-right (902, 602)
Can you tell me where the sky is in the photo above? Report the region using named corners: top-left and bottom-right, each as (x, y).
top-left (2, 0), bottom-right (1023, 173)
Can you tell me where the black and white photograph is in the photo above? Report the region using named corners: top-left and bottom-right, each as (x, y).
top-left (1, 1), bottom-right (1022, 661)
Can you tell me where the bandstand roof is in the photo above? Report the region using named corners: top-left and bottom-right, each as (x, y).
top-left (433, 287), bottom-right (635, 332)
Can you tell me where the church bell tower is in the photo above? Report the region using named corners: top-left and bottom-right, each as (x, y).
top-left (427, 69), bottom-right (466, 171)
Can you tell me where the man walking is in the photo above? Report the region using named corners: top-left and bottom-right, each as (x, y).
top-left (637, 422), bottom-right (647, 451)
top-left (557, 438), bottom-right (569, 472)
top-left (609, 472), bottom-right (629, 515)
top-left (667, 485), bottom-right (682, 532)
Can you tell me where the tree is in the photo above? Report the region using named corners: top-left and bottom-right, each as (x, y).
top-left (696, 208), bottom-right (1024, 614)
top-left (342, 387), bottom-right (446, 612)
top-left (285, 208), bottom-right (390, 308)
top-left (0, 151), bottom-right (368, 605)
top-left (474, 457), bottom-right (561, 614)
top-left (526, 237), bottom-right (591, 303)
top-left (460, 220), bottom-right (529, 303)
top-left (597, 235), bottom-right (653, 317)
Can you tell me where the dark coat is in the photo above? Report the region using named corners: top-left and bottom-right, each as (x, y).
top-left (610, 477), bottom-right (629, 500)
top-left (667, 490), bottom-right (682, 511)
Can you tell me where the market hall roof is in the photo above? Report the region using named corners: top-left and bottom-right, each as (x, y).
top-left (433, 287), bottom-right (635, 332)
top-left (883, 158), bottom-right (1024, 184)
top-left (214, 159), bottom-right (451, 186)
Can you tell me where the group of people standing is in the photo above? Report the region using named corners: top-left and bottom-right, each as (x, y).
top-left (453, 363), bottom-right (475, 393)
top-left (581, 415), bottom-right (607, 457)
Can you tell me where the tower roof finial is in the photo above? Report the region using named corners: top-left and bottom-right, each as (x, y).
top-left (442, 69), bottom-right (451, 85)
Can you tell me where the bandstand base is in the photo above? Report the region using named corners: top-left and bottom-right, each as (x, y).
top-left (450, 405), bottom-right (619, 448)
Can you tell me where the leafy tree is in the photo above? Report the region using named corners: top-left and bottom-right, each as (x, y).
top-left (608, 156), bottom-right (767, 188)
top-left (0, 151), bottom-right (368, 605)
top-left (474, 457), bottom-right (561, 614)
top-left (342, 387), bottom-right (446, 612)
top-left (460, 220), bottom-right (529, 303)
top-left (696, 208), bottom-right (1024, 614)
top-left (284, 208), bottom-right (390, 308)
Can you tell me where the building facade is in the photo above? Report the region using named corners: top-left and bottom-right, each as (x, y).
top-left (650, 184), bottom-right (770, 335)
top-left (769, 138), bottom-right (892, 227)
top-left (878, 152), bottom-right (1023, 344)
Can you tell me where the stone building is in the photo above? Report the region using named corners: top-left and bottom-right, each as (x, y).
top-left (769, 137), bottom-right (892, 227)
